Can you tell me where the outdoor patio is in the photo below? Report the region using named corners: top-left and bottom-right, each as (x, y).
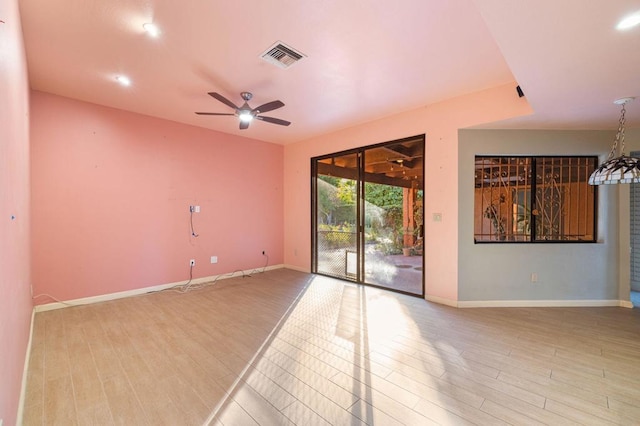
top-left (317, 243), bottom-right (423, 295)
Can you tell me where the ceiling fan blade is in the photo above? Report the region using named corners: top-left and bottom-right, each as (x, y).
top-left (208, 92), bottom-right (239, 110)
top-left (255, 116), bottom-right (291, 126)
top-left (252, 100), bottom-right (285, 114)
top-left (239, 120), bottom-right (250, 130)
top-left (195, 112), bottom-right (236, 116)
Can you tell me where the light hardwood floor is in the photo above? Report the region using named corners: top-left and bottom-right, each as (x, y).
top-left (22, 269), bottom-right (640, 425)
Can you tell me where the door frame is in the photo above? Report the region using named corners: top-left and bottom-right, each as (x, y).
top-left (311, 135), bottom-right (425, 297)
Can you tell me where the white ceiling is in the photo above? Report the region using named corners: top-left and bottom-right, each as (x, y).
top-left (19, 0), bottom-right (640, 144)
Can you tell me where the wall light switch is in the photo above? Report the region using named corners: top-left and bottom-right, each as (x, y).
top-left (195, 205), bottom-right (200, 213)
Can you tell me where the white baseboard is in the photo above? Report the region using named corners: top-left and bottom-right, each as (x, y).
top-left (620, 300), bottom-right (634, 309)
top-left (283, 264), bottom-right (311, 273)
top-left (419, 295), bottom-right (632, 309)
top-left (457, 299), bottom-right (623, 308)
top-left (34, 264), bottom-right (285, 312)
top-left (17, 309), bottom-right (35, 425)
top-left (425, 294), bottom-right (459, 308)
top-left (34, 265), bottom-right (634, 313)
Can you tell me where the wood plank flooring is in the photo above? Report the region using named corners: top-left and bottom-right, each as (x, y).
top-left (22, 269), bottom-right (640, 425)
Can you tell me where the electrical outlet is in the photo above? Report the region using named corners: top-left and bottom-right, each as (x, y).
top-left (210, 256), bottom-right (218, 264)
top-left (531, 272), bottom-right (538, 283)
top-left (190, 259), bottom-right (195, 267)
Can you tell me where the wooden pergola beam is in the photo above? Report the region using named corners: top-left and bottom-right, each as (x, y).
top-left (317, 163), bottom-right (421, 189)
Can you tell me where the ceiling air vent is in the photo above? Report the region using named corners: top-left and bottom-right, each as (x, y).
top-left (260, 42), bottom-right (306, 69)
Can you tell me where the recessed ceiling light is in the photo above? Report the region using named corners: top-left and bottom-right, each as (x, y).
top-left (143, 23), bottom-right (160, 37)
top-left (115, 75), bottom-right (131, 86)
top-left (617, 12), bottom-right (640, 30)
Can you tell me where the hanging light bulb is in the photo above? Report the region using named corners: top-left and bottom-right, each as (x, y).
top-left (589, 97), bottom-right (640, 185)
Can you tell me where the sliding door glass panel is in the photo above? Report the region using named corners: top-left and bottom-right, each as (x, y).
top-left (363, 140), bottom-right (424, 295)
top-left (315, 153), bottom-right (359, 280)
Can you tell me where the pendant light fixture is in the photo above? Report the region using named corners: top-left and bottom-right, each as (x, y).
top-left (588, 97), bottom-right (640, 185)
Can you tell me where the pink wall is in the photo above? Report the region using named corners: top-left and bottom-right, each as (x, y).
top-left (31, 91), bottom-right (284, 303)
top-left (0, 0), bottom-right (33, 424)
top-left (283, 83), bottom-right (532, 303)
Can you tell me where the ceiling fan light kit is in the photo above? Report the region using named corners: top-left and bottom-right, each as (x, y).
top-left (238, 112), bottom-right (253, 123)
top-left (588, 97), bottom-right (640, 185)
top-left (195, 91), bottom-right (290, 130)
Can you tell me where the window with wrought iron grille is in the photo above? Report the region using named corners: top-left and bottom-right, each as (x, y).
top-left (474, 156), bottom-right (597, 242)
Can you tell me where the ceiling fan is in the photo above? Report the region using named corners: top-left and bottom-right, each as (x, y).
top-left (195, 92), bottom-right (291, 130)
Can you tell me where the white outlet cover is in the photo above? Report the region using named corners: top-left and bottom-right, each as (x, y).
top-left (211, 256), bottom-right (218, 264)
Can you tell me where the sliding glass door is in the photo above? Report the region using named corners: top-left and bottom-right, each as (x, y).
top-left (312, 136), bottom-right (424, 296)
